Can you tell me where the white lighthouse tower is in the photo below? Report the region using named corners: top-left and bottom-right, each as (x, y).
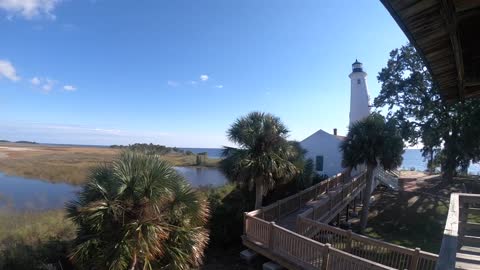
top-left (348, 60), bottom-right (371, 126)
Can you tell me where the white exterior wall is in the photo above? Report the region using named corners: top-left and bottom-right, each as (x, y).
top-left (300, 130), bottom-right (344, 177)
top-left (349, 70), bottom-right (370, 126)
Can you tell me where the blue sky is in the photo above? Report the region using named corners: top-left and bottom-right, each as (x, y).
top-left (0, 0), bottom-right (407, 147)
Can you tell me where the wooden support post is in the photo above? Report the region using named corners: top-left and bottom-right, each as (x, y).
top-left (346, 204), bottom-right (350, 222)
top-left (346, 230), bottom-right (353, 252)
top-left (321, 244), bottom-right (331, 270)
top-left (409, 248), bottom-right (421, 270)
top-left (459, 202), bottom-right (468, 238)
top-left (268, 222), bottom-right (276, 250)
top-left (353, 197), bottom-right (356, 214)
top-left (243, 212), bottom-right (247, 235)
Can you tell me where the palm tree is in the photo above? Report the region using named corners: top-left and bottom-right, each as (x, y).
top-left (340, 113), bottom-right (404, 233)
top-left (220, 112), bottom-right (299, 209)
top-left (66, 151), bottom-right (209, 270)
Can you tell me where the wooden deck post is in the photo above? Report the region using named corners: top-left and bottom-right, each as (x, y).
top-left (321, 244), bottom-right (331, 270)
top-left (409, 247), bottom-right (421, 270)
top-left (353, 197), bottom-right (356, 214)
top-left (346, 204), bottom-right (350, 222)
top-left (346, 230), bottom-right (353, 252)
top-left (243, 212), bottom-right (248, 235)
top-left (268, 222), bottom-right (276, 249)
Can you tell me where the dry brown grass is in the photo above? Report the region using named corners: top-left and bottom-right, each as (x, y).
top-left (0, 143), bottom-right (219, 185)
top-left (0, 144), bottom-right (119, 185)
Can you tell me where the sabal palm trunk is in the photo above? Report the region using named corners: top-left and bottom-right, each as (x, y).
top-left (359, 164), bottom-right (375, 233)
top-left (254, 177), bottom-right (264, 209)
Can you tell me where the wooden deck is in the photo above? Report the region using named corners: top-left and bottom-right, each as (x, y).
top-left (437, 193), bottom-right (480, 270)
top-left (243, 171), bottom-right (439, 270)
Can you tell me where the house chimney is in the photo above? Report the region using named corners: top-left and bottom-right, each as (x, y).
top-left (333, 128), bottom-right (337, 136)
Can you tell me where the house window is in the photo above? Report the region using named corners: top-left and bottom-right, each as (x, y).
top-left (357, 79), bottom-right (361, 84)
top-left (315, 155), bottom-right (324, 171)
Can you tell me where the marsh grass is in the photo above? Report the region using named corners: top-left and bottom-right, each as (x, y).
top-left (0, 210), bottom-right (76, 270)
top-left (0, 144), bottom-right (219, 185)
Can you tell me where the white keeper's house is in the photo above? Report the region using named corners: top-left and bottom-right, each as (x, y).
top-left (300, 60), bottom-right (371, 176)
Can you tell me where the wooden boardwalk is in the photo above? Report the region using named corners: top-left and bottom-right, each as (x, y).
top-left (243, 172), bottom-right (439, 270)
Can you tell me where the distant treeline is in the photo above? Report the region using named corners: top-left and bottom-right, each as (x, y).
top-left (110, 143), bottom-right (194, 155)
top-left (0, 140), bottom-right (38, 144)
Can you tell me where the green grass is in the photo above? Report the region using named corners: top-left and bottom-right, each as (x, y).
top-left (360, 179), bottom-right (467, 253)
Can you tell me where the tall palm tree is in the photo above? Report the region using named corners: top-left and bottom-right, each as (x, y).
top-left (220, 112), bottom-right (299, 209)
top-left (66, 151), bottom-right (209, 270)
top-left (340, 113), bottom-right (404, 233)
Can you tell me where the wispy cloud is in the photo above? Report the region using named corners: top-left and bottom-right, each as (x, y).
top-left (63, 85), bottom-right (77, 91)
top-left (167, 80), bottom-right (179, 87)
top-left (0, 121), bottom-right (230, 147)
top-left (0, 60), bottom-right (20, 81)
top-left (29, 76), bottom-right (75, 93)
top-left (168, 74), bottom-right (221, 89)
top-left (0, 0), bottom-right (62, 20)
top-left (30, 76), bottom-right (40, 85)
top-left (34, 78), bottom-right (55, 93)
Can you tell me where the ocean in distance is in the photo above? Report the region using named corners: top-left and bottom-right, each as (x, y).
top-left (182, 148), bottom-right (480, 175)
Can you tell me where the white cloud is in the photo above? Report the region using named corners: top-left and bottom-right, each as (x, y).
top-left (215, 84), bottom-right (224, 89)
top-left (200, 74), bottom-right (208, 81)
top-left (41, 78), bottom-right (56, 92)
top-left (167, 80), bottom-right (179, 87)
top-left (0, 60), bottom-right (20, 81)
top-left (31, 76), bottom-right (40, 85)
top-left (0, 0), bottom-right (61, 19)
top-left (63, 84), bottom-right (76, 91)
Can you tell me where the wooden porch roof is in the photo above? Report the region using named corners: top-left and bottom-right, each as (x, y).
top-left (380, 0), bottom-right (480, 101)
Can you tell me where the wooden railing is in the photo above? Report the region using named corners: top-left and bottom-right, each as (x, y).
top-left (244, 216), bottom-right (395, 270)
top-left (298, 173), bottom-right (366, 222)
top-left (297, 218), bottom-right (438, 270)
top-left (243, 171), bottom-right (439, 270)
top-left (254, 173), bottom-right (347, 222)
top-left (436, 193), bottom-right (480, 269)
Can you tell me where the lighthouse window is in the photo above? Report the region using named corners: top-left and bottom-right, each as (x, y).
top-left (357, 79), bottom-right (361, 84)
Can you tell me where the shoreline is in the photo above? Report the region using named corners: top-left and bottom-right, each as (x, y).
top-left (0, 143), bottom-right (220, 185)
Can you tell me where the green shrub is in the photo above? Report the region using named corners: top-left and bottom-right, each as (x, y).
top-left (204, 184), bottom-right (254, 247)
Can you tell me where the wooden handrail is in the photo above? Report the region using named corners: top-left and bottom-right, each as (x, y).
top-left (243, 170), bottom-right (441, 270)
top-left (436, 193), bottom-right (480, 270)
top-left (297, 217), bottom-right (438, 270)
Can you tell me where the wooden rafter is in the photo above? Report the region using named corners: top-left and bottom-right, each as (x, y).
top-left (441, 0), bottom-right (465, 99)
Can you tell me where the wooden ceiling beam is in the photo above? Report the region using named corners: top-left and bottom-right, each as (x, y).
top-left (441, 0), bottom-right (465, 99)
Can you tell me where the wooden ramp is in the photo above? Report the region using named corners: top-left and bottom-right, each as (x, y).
top-left (243, 172), bottom-right (439, 270)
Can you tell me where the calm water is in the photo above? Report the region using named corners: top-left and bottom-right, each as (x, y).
top-left (0, 167), bottom-right (227, 211)
top-left (401, 149), bottom-right (480, 174)
top-left (0, 173), bottom-right (80, 211)
top-left (185, 148), bottom-right (480, 174)
top-left (179, 148), bottom-right (223, 159)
